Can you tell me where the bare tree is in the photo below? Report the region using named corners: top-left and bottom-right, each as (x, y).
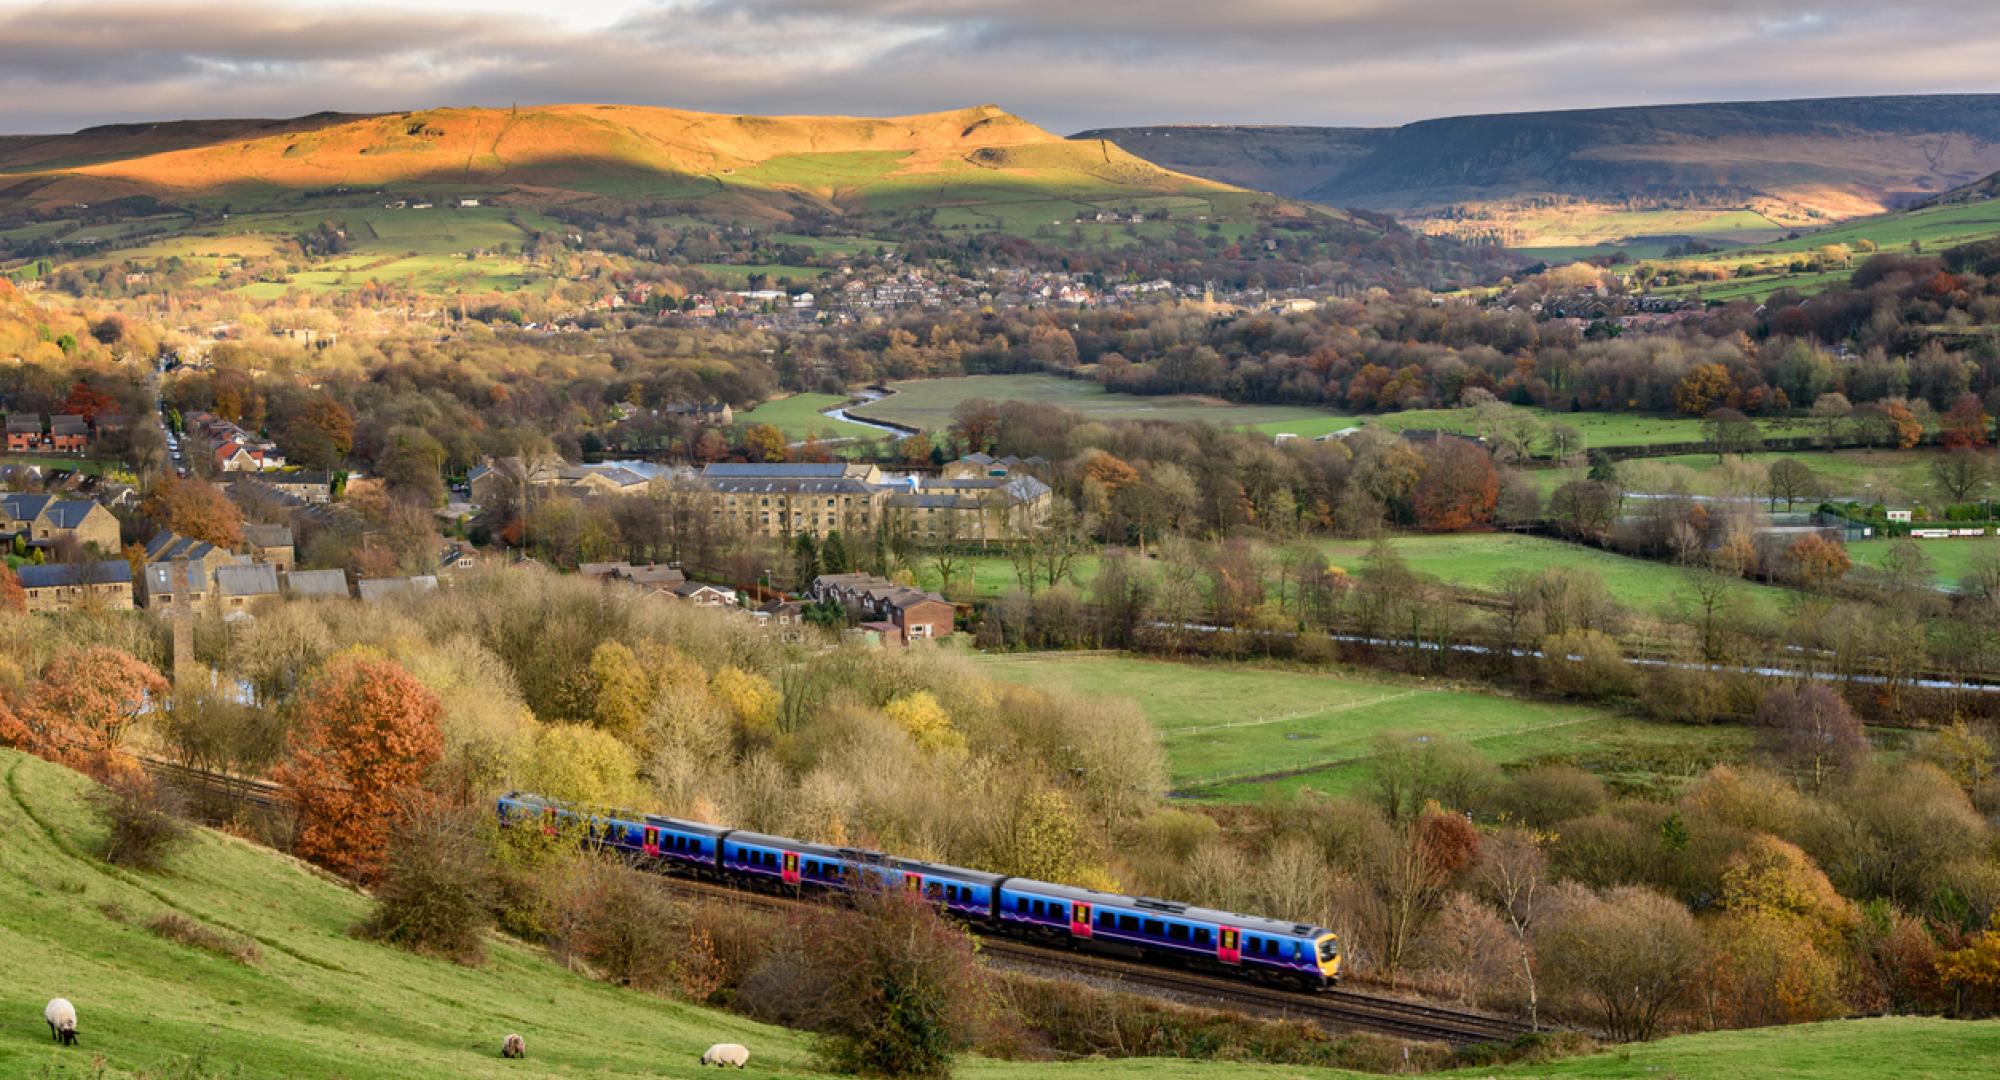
top-left (1755, 683), bottom-right (1869, 791)
top-left (1535, 884), bottom-right (1705, 1041)
top-left (1930, 448), bottom-right (1993, 505)
top-left (1765, 458), bottom-right (1823, 510)
top-left (1476, 828), bottom-right (1550, 1028)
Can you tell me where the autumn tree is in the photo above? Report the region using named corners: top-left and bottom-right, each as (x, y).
top-left (0, 564), bottom-right (21, 613)
top-left (743, 423), bottom-right (789, 463)
top-left (1809, 392), bottom-right (1853, 446)
top-left (279, 391), bottom-right (356, 471)
top-left (589, 640), bottom-right (652, 740)
top-left (1784, 533), bottom-right (1851, 591)
top-left (140, 475), bottom-right (244, 549)
top-left (1412, 439), bottom-right (1498, 531)
top-left (1535, 885), bottom-right (1703, 1040)
top-left (1547, 479), bottom-right (1619, 540)
top-left (273, 654), bottom-right (444, 882)
top-left (1373, 805), bottom-right (1481, 973)
top-left (1675, 363), bottom-right (1733, 416)
top-left (1940, 393), bottom-right (1993, 449)
top-left (1755, 684), bottom-right (1867, 791)
top-left (949, 398), bottom-right (1000, 453)
top-left (0, 647), bottom-right (168, 775)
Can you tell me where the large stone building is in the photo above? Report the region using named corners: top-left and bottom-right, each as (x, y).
top-left (700, 463), bottom-right (887, 539)
top-left (17, 560), bottom-right (134, 614)
top-left (1, 493), bottom-right (121, 555)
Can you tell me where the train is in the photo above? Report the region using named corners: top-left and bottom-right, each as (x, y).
top-left (497, 791), bottom-right (1341, 989)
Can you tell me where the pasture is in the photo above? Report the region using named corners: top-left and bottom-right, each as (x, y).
top-left (1607, 448), bottom-right (1954, 504)
top-left (1316, 532), bottom-right (1792, 618)
top-left (736, 393), bottom-right (887, 440)
top-left (970, 653), bottom-right (1746, 801)
top-left (1847, 535), bottom-right (2000, 589)
top-left (849, 374), bottom-right (1345, 432)
top-left (1642, 198), bottom-right (2000, 299)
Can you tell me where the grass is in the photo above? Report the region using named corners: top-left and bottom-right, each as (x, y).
top-left (1641, 198), bottom-right (2000, 299)
top-left (946, 532), bottom-right (1790, 619)
top-left (1606, 447), bottom-right (1957, 504)
top-left (1847, 536), bottom-right (2000, 588)
top-left (970, 653), bottom-right (1695, 798)
top-left (0, 747), bottom-right (820, 1079)
top-left (1316, 533), bottom-right (1793, 619)
top-left (1, 751), bottom-right (1992, 1078)
top-left (850, 374), bottom-right (1354, 433)
top-left (736, 393), bottom-right (887, 441)
top-left (0, 454), bottom-right (124, 477)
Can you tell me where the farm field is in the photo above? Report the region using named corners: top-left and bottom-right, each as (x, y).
top-left (1317, 532), bottom-right (1794, 618)
top-left (970, 653), bottom-right (1745, 800)
top-left (1642, 198), bottom-right (2000, 299)
top-left (849, 374), bottom-right (1344, 432)
top-left (947, 532), bottom-right (1791, 619)
top-left (1607, 448), bottom-right (1952, 503)
top-left (1248, 405), bottom-right (1809, 447)
top-left (735, 393), bottom-right (886, 440)
top-left (1847, 535), bottom-right (2000, 588)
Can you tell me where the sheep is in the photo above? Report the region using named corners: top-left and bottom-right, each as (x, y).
top-left (45, 999), bottom-right (77, 1046)
top-left (501, 1033), bottom-right (526, 1059)
top-left (699, 1042), bottom-right (749, 1068)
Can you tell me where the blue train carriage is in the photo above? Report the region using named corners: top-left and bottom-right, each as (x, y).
top-left (722, 831), bottom-right (870, 891)
top-left (498, 793), bottom-right (727, 874)
top-left (997, 880), bottom-right (1340, 988)
top-left (885, 857), bottom-right (1003, 922)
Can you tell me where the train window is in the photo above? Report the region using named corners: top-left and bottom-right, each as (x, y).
top-left (1265, 939), bottom-right (1280, 957)
top-left (1031, 900), bottom-right (1046, 917)
top-left (1051, 904), bottom-right (1066, 922)
top-left (1143, 919), bottom-right (1164, 937)
top-left (1015, 897), bottom-right (1028, 914)
top-left (1097, 911), bottom-right (1114, 929)
top-left (764, 851), bottom-right (779, 869)
top-left (1118, 915), bottom-right (1139, 932)
top-left (1194, 928), bottom-right (1212, 946)
top-left (1168, 923), bottom-right (1190, 942)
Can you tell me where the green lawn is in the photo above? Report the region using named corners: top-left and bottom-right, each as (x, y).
top-left (850, 374), bottom-right (1346, 433)
top-left (736, 393), bottom-right (887, 441)
top-left (972, 653), bottom-right (1743, 800)
top-left (0, 454), bottom-right (124, 476)
top-left (1848, 536), bottom-right (2000, 589)
top-left (1318, 533), bottom-right (1792, 619)
top-left (1608, 448), bottom-right (1951, 504)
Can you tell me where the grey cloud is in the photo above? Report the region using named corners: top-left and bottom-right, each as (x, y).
top-left (1, 0), bottom-right (1997, 134)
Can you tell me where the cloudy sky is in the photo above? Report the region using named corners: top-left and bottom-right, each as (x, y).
top-left (3, 0), bottom-right (1998, 134)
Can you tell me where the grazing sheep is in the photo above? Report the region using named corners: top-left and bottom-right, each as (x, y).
top-left (45, 999), bottom-right (77, 1046)
top-left (501, 1033), bottom-right (526, 1059)
top-left (700, 1042), bottom-right (749, 1068)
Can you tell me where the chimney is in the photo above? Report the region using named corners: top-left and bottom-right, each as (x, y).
top-left (171, 554), bottom-right (196, 690)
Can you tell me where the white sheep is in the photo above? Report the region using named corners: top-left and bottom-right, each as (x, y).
top-left (699, 1042), bottom-right (749, 1068)
top-left (501, 1033), bottom-right (526, 1059)
top-left (45, 999), bottom-right (77, 1046)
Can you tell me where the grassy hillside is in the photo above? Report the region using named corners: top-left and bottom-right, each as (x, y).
top-left (5, 747), bottom-right (1999, 1078)
top-left (0, 104), bottom-right (1273, 230)
top-left (1085, 95), bottom-right (2000, 252)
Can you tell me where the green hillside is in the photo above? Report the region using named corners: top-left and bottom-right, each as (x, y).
top-left (2, 747), bottom-right (1997, 1079)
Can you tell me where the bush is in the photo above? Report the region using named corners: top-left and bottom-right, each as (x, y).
top-left (148, 912), bottom-right (261, 966)
top-left (777, 886), bottom-right (987, 1078)
top-left (360, 800), bottom-right (496, 963)
top-left (548, 860), bottom-right (720, 998)
top-left (92, 772), bottom-right (192, 871)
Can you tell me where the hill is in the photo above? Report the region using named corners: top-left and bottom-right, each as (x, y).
top-left (1923, 166), bottom-right (2000, 208)
top-left (2, 747), bottom-right (1998, 1078)
top-left (1067, 124), bottom-right (1388, 200)
top-left (0, 103), bottom-right (1279, 229)
top-left (1081, 95), bottom-right (2000, 254)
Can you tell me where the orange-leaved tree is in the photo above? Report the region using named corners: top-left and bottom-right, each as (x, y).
top-left (140, 474), bottom-right (244, 549)
top-left (0, 646), bottom-right (167, 776)
top-left (274, 653), bottom-right (443, 882)
top-left (0, 563), bottom-right (22, 613)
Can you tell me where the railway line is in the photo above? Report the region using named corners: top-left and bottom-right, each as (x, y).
top-left (144, 760), bottom-right (1537, 1045)
top-left (646, 871), bottom-right (1532, 1046)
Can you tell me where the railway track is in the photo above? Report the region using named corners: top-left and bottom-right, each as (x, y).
top-left (144, 762), bottom-right (1535, 1044)
top-left (647, 872), bottom-right (1531, 1045)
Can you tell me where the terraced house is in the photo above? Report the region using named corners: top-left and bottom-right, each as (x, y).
top-left (1, 492), bottom-right (120, 554)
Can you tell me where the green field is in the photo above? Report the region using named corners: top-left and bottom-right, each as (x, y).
top-left (736, 393), bottom-right (887, 441)
top-left (850, 374), bottom-right (1346, 433)
top-left (1318, 533), bottom-right (1793, 619)
top-left (5, 746), bottom-right (1996, 1079)
top-left (972, 653), bottom-right (1744, 801)
top-left (1848, 535), bottom-right (2000, 588)
top-left (949, 532), bottom-right (1789, 619)
top-left (1608, 448), bottom-right (1955, 504)
top-left (1643, 198), bottom-right (2000, 300)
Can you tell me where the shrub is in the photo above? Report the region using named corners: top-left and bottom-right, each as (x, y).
top-left (777, 886), bottom-right (987, 1077)
top-left (549, 860), bottom-right (721, 998)
top-left (360, 800), bottom-right (496, 963)
top-left (92, 772), bottom-right (192, 871)
top-left (148, 912), bottom-right (261, 966)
